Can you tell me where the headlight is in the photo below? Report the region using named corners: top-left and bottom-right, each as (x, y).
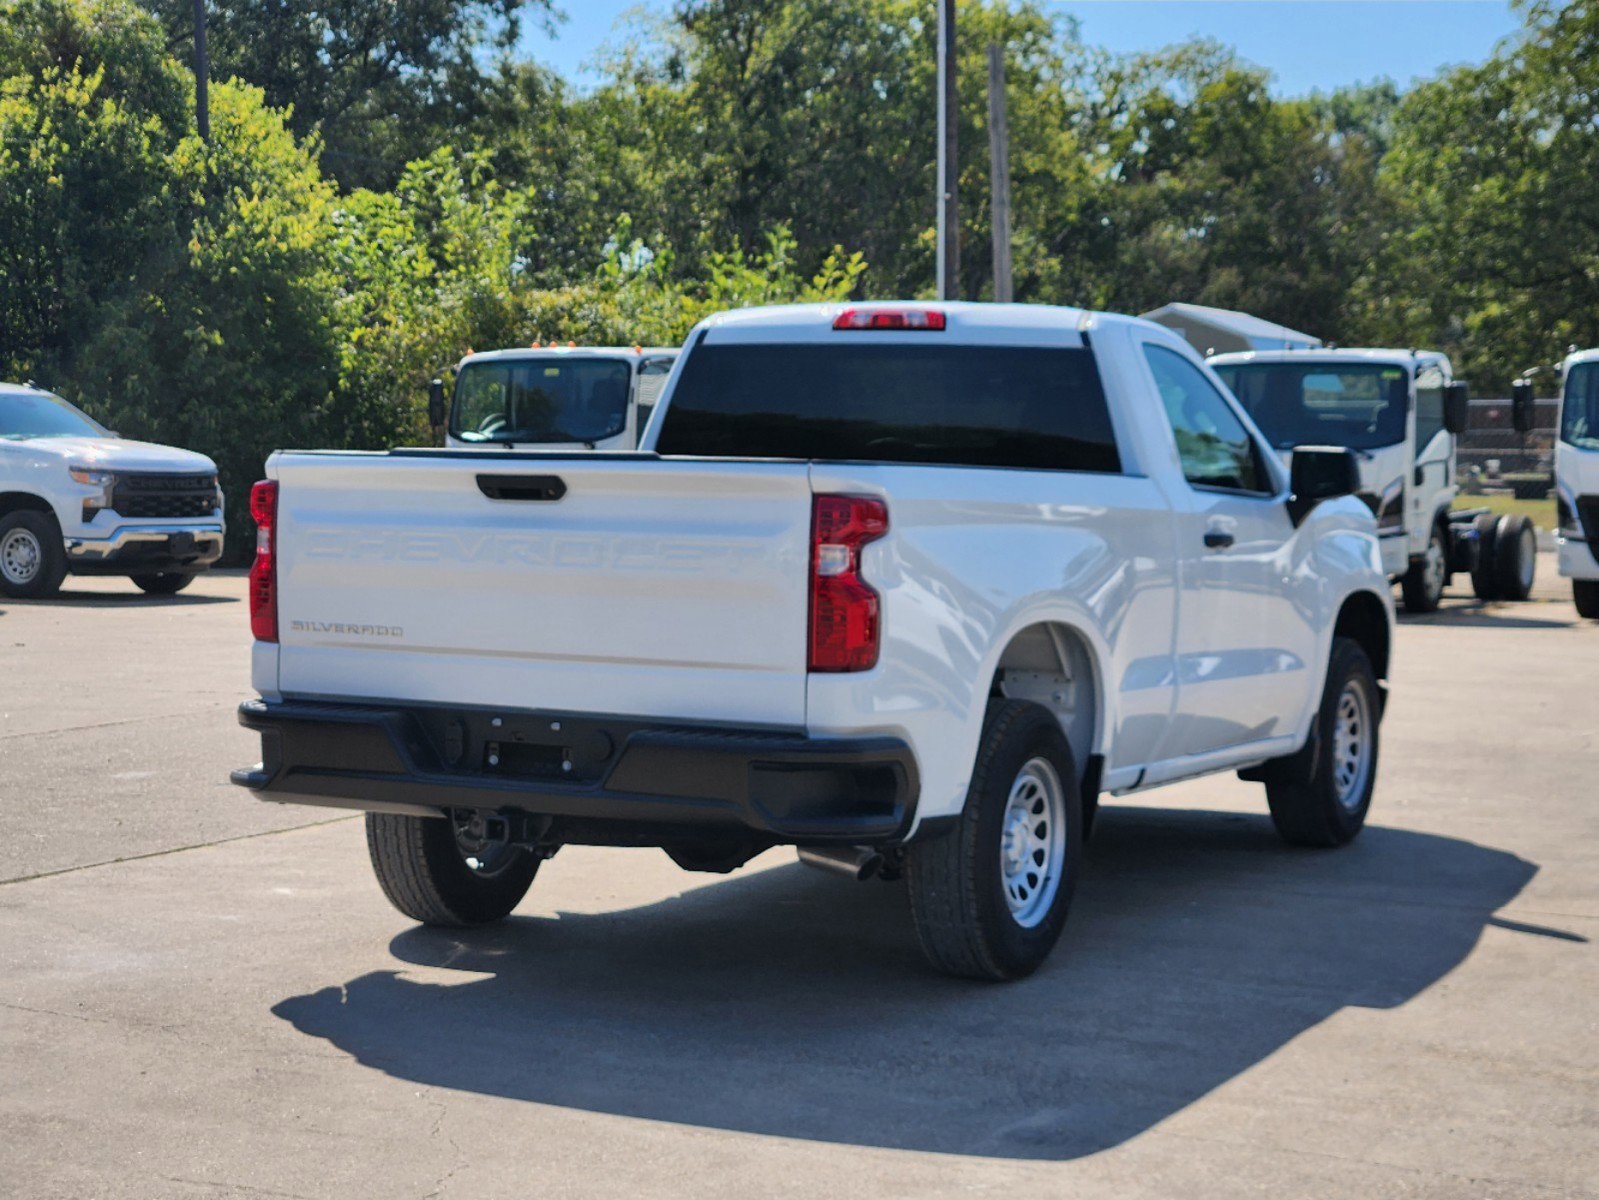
top-left (69, 466), bottom-right (115, 487)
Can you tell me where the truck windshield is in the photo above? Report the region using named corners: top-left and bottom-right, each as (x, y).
top-left (1213, 363), bottom-right (1408, 451)
top-left (655, 343), bottom-right (1120, 472)
top-left (0, 391), bottom-right (104, 439)
top-left (1562, 362), bottom-right (1599, 451)
top-left (451, 358), bottom-right (632, 444)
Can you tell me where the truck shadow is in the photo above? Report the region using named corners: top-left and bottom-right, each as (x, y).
top-left (1, 588), bottom-right (235, 608)
top-left (1399, 598), bottom-right (1573, 629)
top-left (272, 808), bottom-right (1538, 1160)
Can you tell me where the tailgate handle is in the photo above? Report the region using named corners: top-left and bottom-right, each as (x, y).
top-left (476, 474), bottom-right (567, 502)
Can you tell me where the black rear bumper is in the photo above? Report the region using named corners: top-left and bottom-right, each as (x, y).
top-left (231, 699), bottom-right (919, 843)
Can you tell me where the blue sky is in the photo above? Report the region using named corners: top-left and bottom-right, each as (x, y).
top-left (522, 2), bottom-right (1523, 96)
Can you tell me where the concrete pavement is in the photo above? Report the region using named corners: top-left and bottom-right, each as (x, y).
top-left (1, 564), bottom-right (1595, 1198)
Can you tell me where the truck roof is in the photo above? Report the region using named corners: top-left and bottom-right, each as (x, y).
top-left (457, 346), bottom-right (678, 368)
top-left (691, 301), bottom-right (1186, 349)
top-left (1563, 347), bottom-right (1599, 369)
top-left (1209, 347), bottom-right (1452, 372)
top-left (1141, 302), bottom-right (1323, 353)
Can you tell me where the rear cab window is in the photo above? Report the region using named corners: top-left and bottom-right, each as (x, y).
top-left (655, 343), bottom-right (1121, 473)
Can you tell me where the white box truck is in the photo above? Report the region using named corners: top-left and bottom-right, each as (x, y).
top-left (1546, 348), bottom-right (1599, 618)
top-left (427, 345), bottom-right (679, 451)
top-left (1205, 348), bottom-right (1537, 612)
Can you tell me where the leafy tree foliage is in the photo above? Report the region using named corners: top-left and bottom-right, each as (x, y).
top-left (140, 0), bottom-right (555, 189)
top-left (4, 0), bottom-right (1593, 564)
top-left (1366, 0), bottom-right (1599, 388)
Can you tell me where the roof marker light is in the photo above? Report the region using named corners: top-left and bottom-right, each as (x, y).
top-left (832, 308), bottom-right (947, 331)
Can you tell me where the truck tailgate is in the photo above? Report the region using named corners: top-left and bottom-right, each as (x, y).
top-left (269, 453), bottom-right (813, 727)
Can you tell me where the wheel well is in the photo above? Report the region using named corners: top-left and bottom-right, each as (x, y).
top-left (1334, 592), bottom-right (1389, 680)
top-left (989, 622), bottom-right (1099, 785)
top-left (0, 492), bottom-right (55, 521)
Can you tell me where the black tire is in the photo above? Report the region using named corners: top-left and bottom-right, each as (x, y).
top-left (1262, 638), bottom-right (1380, 848)
top-left (0, 509), bottom-right (67, 599)
top-left (1492, 515), bottom-right (1537, 601)
top-left (366, 812), bottom-right (539, 926)
top-left (131, 572), bottom-right (195, 595)
top-left (905, 700), bottom-right (1082, 981)
top-left (1574, 580), bottom-right (1599, 620)
top-left (1400, 522), bottom-right (1448, 613)
top-left (1470, 513), bottom-right (1500, 600)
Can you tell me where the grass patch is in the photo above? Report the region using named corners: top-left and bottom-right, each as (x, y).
top-left (1452, 492), bottom-right (1555, 530)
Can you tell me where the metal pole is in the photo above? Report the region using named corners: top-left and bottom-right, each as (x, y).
top-left (936, 0), bottom-right (958, 300)
top-left (192, 0), bottom-right (210, 141)
top-left (987, 42), bottom-right (1012, 303)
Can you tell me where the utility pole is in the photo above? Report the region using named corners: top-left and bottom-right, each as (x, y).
top-left (192, 0), bottom-right (210, 141)
top-left (986, 42), bottom-right (1013, 303)
top-left (936, 0), bottom-right (958, 300)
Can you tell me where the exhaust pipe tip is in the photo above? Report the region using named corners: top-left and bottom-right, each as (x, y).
top-left (797, 845), bottom-right (884, 882)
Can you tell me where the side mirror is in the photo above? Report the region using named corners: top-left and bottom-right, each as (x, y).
top-left (1444, 381), bottom-right (1469, 435)
top-left (1289, 445), bottom-right (1361, 525)
top-left (1510, 380), bottom-right (1536, 434)
top-left (428, 378), bottom-right (446, 429)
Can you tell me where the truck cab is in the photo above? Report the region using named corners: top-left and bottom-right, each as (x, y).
top-left (1210, 348), bottom-right (1535, 611)
top-left (439, 346), bottom-right (677, 451)
top-left (1553, 347), bottom-right (1599, 618)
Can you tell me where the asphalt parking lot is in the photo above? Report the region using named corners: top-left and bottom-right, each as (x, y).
top-left (2, 564), bottom-right (1595, 1199)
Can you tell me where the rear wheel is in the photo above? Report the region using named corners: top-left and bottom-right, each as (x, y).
top-left (1574, 580), bottom-right (1599, 620)
top-left (1493, 515), bottom-right (1537, 601)
top-left (131, 572), bottom-right (195, 595)
top-left (366, 811), bottom-right (539, 926)
top-left (1262, 638), bottom-right (1380, 848)
top-left (1470, 513), bottom-right (1500, 600)
top-left (0, 510), bottom-right (67, 599)
top-left (905, 700), bottom-right (1082, 981)
top-left (1400, 523), bottom-right (1448, 613)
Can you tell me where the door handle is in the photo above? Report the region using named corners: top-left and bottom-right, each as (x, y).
top-left (477, 474), bottom-right (567, 501)
top-left (1203, 530), bottom-right (1235, 549)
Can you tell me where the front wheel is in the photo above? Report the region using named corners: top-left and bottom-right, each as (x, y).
top-left (366, 811), bottom-right (539, 926)
top-left (905, 700), bottom-right (1082, 981)
top-left (1574, 580), bottom-right (1599, 620)
top-left (0, 510), bottom-right (67, 599)
top-left (1263, 637), bottom-right (1380, 847)
top-left (1400, 523), bottom-right (1448, 613)
top-left (131, 572), bottom-right (195, 595)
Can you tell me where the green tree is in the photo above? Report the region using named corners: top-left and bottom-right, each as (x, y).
top-left (1363, 0), bottom-right (1599, 388)
top-left (140, 0), bottom-right (555, 189)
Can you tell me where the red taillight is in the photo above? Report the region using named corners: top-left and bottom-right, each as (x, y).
top-left (249, 480), bottom-right (278, 642)
top-left (809, 495), bottom-right (888, 672)
top-left (832, 307), bottom-right (946, 331)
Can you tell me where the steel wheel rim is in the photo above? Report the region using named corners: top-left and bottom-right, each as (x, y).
top-left (1517, 524), bottom-right (1535, 591)
top-left (0, 528), bottom-right (42, 585)
top-left (452, 812), bottom-right (521, 878)
top-left (1423, 531), bottom-right (1446, 602)
top-left (1000, 756), bottom-right (1067, 928)
top-left (1332, 679), bottom-right (1374, 810)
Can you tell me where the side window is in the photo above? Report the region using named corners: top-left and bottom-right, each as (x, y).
top-left (455, 365), bottom-right (509, 433)
top-left (1415, 366), bottom-right (1445, 450)
top-left (1143, 344), bottom-right (1268, 493)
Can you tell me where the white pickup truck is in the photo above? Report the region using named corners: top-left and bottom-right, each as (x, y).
top-left (1, 382), bottom-right (224, 598)
top-left (233, 303), bottom-right (1394, 980)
